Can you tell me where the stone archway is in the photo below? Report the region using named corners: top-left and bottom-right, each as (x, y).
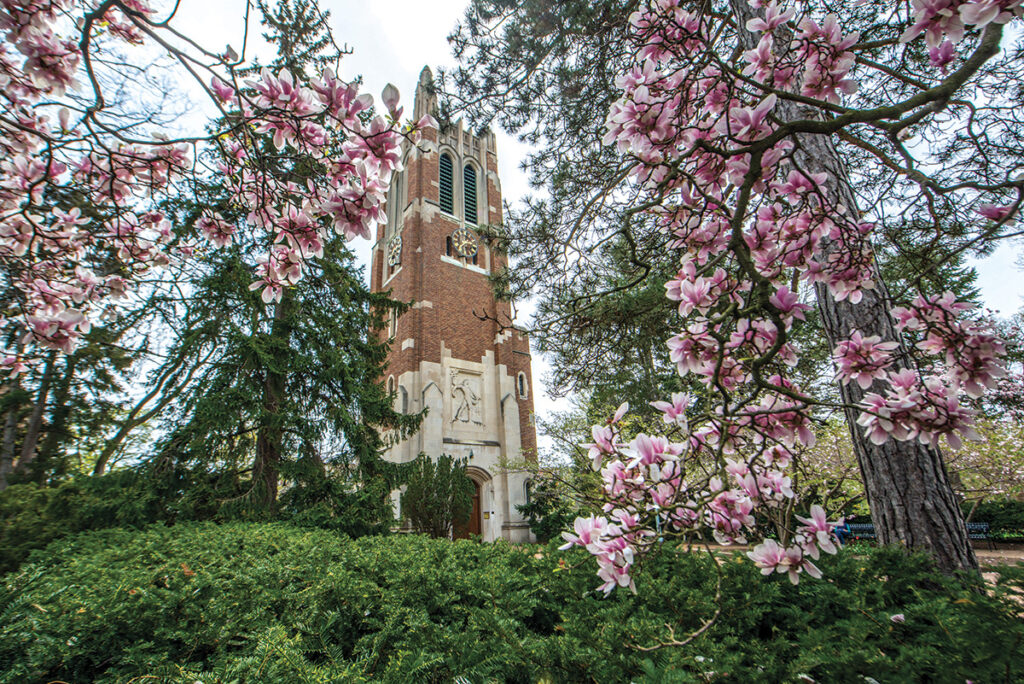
top-left (455, 466), bottom-right (491, 539)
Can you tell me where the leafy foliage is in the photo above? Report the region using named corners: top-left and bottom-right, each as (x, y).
top-left (2, 522), bottom-right (1023, 683)
top-left (515, 475), bottom-right (580, 543)
top-left (139, 0), bottom-right (418, 514)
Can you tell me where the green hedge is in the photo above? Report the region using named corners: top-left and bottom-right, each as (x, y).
top-left (2, 522), bottom-right (1022, 683)
top-left (0, 472), bottom-right (167, 575)
top-left (0, 472), bottom-right (394, 575)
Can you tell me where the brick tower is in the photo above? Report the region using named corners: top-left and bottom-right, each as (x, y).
top-left (369, 66), bottom-right (537, 542)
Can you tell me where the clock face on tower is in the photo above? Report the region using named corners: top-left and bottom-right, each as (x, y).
top-left (387, 235), bottom-right (402, 266)
top-left (451, 227), bottom-right (478, 258)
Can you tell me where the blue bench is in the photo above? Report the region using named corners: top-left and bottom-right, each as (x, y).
top-left (846, 522), bottom-right (993, 549)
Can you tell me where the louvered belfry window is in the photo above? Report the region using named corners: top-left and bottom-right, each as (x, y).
top-left (439, 153), bottom-right (454, 215)
top-left (463, 164), bottom-right (478, 225)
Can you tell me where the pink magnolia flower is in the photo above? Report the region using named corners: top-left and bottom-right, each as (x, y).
top-left (929, 40), bottom-right (956, 71)
top-left (650, 392), bottom-right (692, 426)
top-left (747, 539), bottom-right (787, 576)
top-left (210, 77), bottom-right (236, 103)
top-left (795, 505), bottom-right (839, 556)
top-left (559, 515), bottom-right (611, 553)
top-left (584, 424), bottom-right (619, 470)
top-left (833, 330), bottom-right (899, 389)
top-left (745, 2), bottom-right (795, 33)
top-left (769, 286), bottom-right (812, 321)
top-left (381, 83), bottom-right (402, 119)
top-left (976, 203), bottom-right (1017, 225)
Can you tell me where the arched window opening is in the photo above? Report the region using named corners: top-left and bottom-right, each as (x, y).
top-left (387, 375), bottom-right (395, 396)
top-left (386, 182), bottom-right (397, 238)
top-left (446, 235), bottom-right (453, 257)
top-left (517, 372), bottom-right (528, 399)
top-left (439, 153), bottom-right (454, 215)
top-left (463, 164), bottom-right (478, 225)
top-left (389, 308), bottom-right (398, 338)
top-left (390, 169), bottom-right (405, 235)
top-left (399, 385), bottom-right (409, 414)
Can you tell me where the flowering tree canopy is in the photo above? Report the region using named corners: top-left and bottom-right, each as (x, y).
top-left (560, 0), bottom-right (1023, 590)
top-left (0, 0), bottom-right (432, 372)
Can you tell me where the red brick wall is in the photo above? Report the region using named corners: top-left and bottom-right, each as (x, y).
top-left (371, 121), bottom-right (537, 462)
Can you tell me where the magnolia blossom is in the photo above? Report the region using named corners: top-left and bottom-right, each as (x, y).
top-left (747, 539), bottom-right (823, 584)
top-left (563, 404), bottom-right (840, 592)
top-left (650, 392), bottom-right (692, 426)
top-left (833, 331), bottom-right (899, 389)
top-left (1, 3), bottom-right (434, 369)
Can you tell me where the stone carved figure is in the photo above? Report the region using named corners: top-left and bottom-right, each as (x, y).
top-left (450, 370), bottom-right (483, 425)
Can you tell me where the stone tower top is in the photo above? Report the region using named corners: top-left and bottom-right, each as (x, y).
top-left (414, 65), bottom-right (436, 121)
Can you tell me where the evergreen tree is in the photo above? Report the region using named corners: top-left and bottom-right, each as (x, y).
top-left (401, 454), bottom-right (474, 539)
top-left (140, 0), bottom-right (419, 520)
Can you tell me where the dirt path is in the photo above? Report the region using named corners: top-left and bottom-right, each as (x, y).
top-left (975, 546), bottom-right (1024, 567)
top-left (700, 543), bottom-right (1024, 568)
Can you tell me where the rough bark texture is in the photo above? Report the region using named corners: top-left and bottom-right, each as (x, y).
top-left (730, 0), bottom-right (977, 574)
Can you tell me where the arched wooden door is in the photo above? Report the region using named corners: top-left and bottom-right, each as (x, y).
top-left (455, 480), bottom-right (481, 539)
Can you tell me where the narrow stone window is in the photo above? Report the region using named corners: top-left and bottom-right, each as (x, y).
top-left (439, 153), bottom-right (454, 215)
top-left (463, 164), bottom-right (478, 224)
top-left (517, 372), bottom-right (528, 399)
top-left (446, 235), bottom-right (453, 257)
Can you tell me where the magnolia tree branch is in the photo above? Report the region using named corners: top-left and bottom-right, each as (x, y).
top-left (0, 0), bottom-right (436, 375)
top-left (556, 0), bottom-right (1023, 590)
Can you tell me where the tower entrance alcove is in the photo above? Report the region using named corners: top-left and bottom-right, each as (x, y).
top-left (370, 66), bottom-right (537, 542)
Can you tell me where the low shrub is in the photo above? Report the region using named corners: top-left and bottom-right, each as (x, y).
top-left (0, 470), bottom-right (395, 574)
top-left (0, 472), bottom-right (165, 574)
top-left (1, 522), bottom-right (1022, 683)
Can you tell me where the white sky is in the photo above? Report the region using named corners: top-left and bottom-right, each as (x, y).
top-left (166, 0), bottom-right (1022, 453)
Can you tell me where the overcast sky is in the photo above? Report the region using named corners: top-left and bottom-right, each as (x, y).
top-left (166, 0), bottom-right (1023, 450)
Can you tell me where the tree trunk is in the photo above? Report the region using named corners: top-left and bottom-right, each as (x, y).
top-left (34, 353), bottom-right (78, 482)
top-left (12, 351), bottom-right (56, 477)
top-left (252, 290), bottom-right (292, 509)
top-left (0, 399), bottom-right (19, 492)
top-left (0, 338), bottom-right (24, 492)
top-left (730, 1), bottom-right (977, 574)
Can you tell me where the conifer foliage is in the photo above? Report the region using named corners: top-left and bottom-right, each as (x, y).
top-left (401, 454), bottom-right (475, 539)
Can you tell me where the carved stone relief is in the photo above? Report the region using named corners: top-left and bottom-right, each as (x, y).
top-left (450, 369), bottom-right (483, 426)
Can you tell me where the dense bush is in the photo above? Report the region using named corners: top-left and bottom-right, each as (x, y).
top-left (401, 453), bottom-right (474, 538)
top-left (0, 470), bottom-right (395, 574)
top-left (2, 522), bottom-right (1023, 683)
top-left (517, 475), bottom-right (580, 543)
top-left (0, 472), bottom-right (165, 574)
